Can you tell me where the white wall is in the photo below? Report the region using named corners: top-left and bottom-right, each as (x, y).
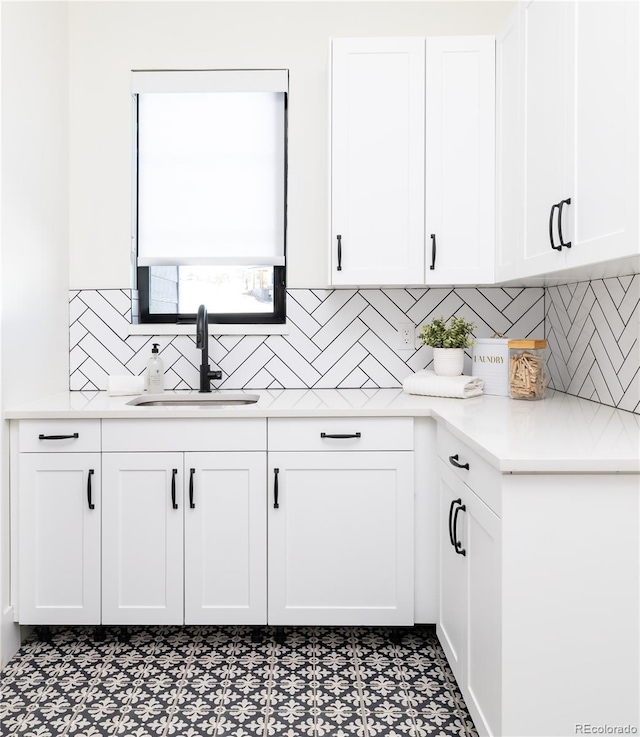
top-left (68, 0), bottom-right (513, 289)
top-left (1, 1), bottom-right (70, 666)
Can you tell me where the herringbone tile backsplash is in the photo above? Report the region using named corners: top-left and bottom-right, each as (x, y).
top-left (69, 277), bottom-right (639, 414)
top-left (69, 287), bottom-right (543, 392)
top-left (545, 274), bottom-right (640, 413)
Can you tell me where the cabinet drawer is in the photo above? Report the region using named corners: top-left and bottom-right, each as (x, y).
top-left (19, 420), bottom-right (101, 453)
top-left (102, 418), bottom-right (266, 452)
top-left (268, 418), bottom-right (413, 451)
top-left (437, 426), bottom-right (501, 517)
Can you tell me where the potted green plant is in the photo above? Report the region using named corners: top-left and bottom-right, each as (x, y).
top-left (418, 316), bottom-right (476, 376)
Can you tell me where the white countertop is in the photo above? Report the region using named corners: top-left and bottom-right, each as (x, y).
top-left (5, 388), bottom-right (639, 474)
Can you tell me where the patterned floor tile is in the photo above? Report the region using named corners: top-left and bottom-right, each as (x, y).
top-left (66, 709), bottom-right (171, 736)
top-left (3, 709), bottom-right (80, 736)
top-left (3, 625), bottom-right (478, 737)
top-left (269, 706), bottom-right (317, 735)
top-left (364, 713), bottom-right (417, 737)
top-left (214, 710), bottom-right (270, 736)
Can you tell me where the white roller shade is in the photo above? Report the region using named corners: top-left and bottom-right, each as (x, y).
top-left (135, 70), bottom-right (287, 267)
top-left (132, 69), bottom-right (289, 94)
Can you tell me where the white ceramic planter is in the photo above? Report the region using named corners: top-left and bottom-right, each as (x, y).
top-left (433, 348), bottom-right (465, 377)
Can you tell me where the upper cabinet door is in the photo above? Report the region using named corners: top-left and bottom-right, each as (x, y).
top-left (330, 38), bottom-right (425, 286)
top-left (570, 1), bottom-right (639, 268)
top-left (425, 37), bottom-right (496, 285)
top-left (511, 0), bottom-right (638, 279)
top-left (495, 8), bottom-right (523, 283)
top-left (520, 0), bottom-right (574, 277)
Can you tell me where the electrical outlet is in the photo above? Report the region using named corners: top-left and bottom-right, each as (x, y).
top-left (398, 323), bottom-right (415, 349)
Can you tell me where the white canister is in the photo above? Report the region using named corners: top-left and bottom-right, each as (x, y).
top-left (471, 338), bottom-right (510, 396)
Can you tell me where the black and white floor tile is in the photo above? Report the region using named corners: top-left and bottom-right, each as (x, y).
top-left (68, 287), bottom-right (544, 392)
top-left (1, 626), bottom-right (477, 737)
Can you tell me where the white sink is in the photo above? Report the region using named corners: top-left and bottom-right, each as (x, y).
top-left (126, 392), bottom-right (260, 408)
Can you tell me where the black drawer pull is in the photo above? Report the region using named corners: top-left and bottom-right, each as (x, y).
top-left (430, 233), bottom-right (437, 270)
top-left (453, 503), bottom-right (466, 556)
top-left (273, 468), bottom-right (280, 509)
top-left (87, 469), bottom-right (95, 510)
top-left (320, 433), bottom-right (361, 440)
top-left (171, 468), bottom-right (178, 510)
top-left (449, 454), bottom-right (469, 471)
top-left (189, 468), bottom-right (195, 509)
top-left (448, 498), bottom-right (460, 548)
top-left (557, 198), bottom-right (572, 249)
top-left (549, 202), bottom-right (561, 251)
top-left (337, 234), bottom-right (342, 271)
top-left (39, 433), bottom-right (79, 440)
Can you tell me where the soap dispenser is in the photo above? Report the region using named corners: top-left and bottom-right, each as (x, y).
top-left (147, 343), bottom-right (165, 394)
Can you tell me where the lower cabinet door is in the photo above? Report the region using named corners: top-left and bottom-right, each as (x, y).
top-left (102, 453), bottom-right (184, 625)
top-left (19, 453), bottom-right (101, 625)
top-left (464, 485), bottom-right (501, 737)
top-left (438, 466), bottom-right (467, 686)
top-left (267, 451), bottom-right (414, 626)
top-left (438, 460), bottom-right (501, 737)
top-left (184, 452), bottom-right (267, 625)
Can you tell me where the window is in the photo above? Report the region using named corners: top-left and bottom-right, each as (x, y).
top-left (132, 70), bottom-right (288, 324)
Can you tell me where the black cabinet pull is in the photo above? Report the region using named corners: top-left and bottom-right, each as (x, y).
top-left (448, 498), bottom-right (460, 547)
top-left (320, 432), bottom-right (361, 440)
top-left (171, 468), bottom-right (178, 510)
top-left (87, 469), bottom-right (95, 510)
top-left (449, 454), bottom-right (470, 471)
top-left (549, 202), bottom-right (561, 251)
top-left (336, 234), bottom-right (342, 271)
top-left (430, 233), bottom-right (436, 270)
top-left (557, 198), bottom-right (572, 249)
top-left (273, 468), bottom-right (279, 509)
top-left (453, 503), bottom-right (466, 556)
top-left (39, 433), bottom-right (79, 440)
top-left (189, 468), bottom-right (195, 509)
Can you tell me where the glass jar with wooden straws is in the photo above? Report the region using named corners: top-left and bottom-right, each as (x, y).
top-left (508, 340), bottom-right (548, 400)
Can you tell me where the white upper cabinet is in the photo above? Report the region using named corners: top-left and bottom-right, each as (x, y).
top-left (425, 37), bottom-right (495, 285)
top-left (330, 36), bottom-right (495, 287)
top-left (495, 8), bottom-right (523, 283)
top-left (501, 0), bottom-right (639, 279)
top-left (520, 0), bottom-right (574, 277)
top-left (569, 1), bottom-right (639, 269)
top-left (330, 37), bottom-right (426, 286)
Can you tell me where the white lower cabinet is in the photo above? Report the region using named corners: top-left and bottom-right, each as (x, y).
top-left (438, 427), bottom-right (640, 737)
top-left (438, 460), bottom-right (501, 737)
top-left (102, 453), bottom-right (184, 625)
top-left (101, 451), bottom-right (267, 625)
top-left (19, 452), bottom-right (101, 625)
top-left (268, 451), bottom-right (414, 625)
top-left (184, 452), bottom-right (266, 625)
top-left (267, 417), bottom-right (414, 625)
top-left (16, 417), bottom-right (416, 629)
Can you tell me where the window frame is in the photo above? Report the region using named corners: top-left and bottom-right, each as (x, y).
top-left (136, 265), bottom-right (287, 325)
top-left (133, 74), bottom-right (288, 326)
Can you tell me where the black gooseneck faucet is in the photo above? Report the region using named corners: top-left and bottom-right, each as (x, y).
top-left (196, 304), bottom-right (222, 392)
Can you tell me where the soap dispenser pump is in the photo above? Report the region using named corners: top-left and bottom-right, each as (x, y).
top-left (147, 343), bottom-right (165, 394)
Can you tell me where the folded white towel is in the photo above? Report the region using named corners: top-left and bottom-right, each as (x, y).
top-left (403, 370), bottom-right (483, 399)
top-left (108, 375), bottom-right (145, 396)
